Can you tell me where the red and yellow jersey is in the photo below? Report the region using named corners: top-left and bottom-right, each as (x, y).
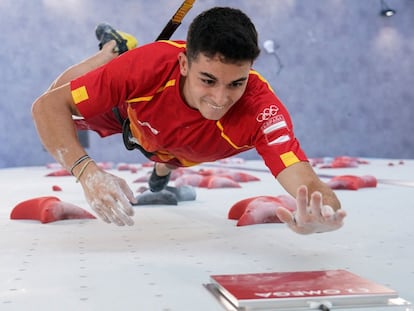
top-left (70, 40), bottom-right (307, 177)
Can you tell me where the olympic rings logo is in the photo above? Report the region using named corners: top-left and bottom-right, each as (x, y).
top-left (256, 105), bottom-right (279, 122)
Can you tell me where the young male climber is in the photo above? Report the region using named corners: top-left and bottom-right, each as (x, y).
top-left (31, 7), bottom-right (346, 234)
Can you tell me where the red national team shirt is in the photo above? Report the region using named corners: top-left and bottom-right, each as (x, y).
top-left (70, 40), bottom-right (307, 177)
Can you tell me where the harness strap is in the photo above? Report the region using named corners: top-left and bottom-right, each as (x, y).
top-left (112, 107), bottom-right (155, 159)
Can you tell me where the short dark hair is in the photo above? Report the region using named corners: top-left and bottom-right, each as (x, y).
top-left (186, 7), bottom-right (261, 64)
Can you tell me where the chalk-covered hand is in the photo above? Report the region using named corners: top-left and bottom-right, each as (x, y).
top-left (276, 185), bottom-right (346, 234)
top-left (80, 167), bottom-right (136, 226)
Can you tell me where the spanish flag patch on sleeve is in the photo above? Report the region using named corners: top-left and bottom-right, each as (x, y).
top-left (280, 151), bottom-right (300, 167)
top-left (71, 86), bottom-right (89, 104)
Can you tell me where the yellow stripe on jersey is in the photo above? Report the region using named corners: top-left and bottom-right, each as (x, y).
top-left (249, 70), bottom-right (274, 93)
top-left (156, 150), bottom-right (200, 167)
top-left (157, 40), bottom-right (186, 49)
top-left (158, 79), bottom-right (176, 91)
top-left (280, 151), bottom-right (300, 167)
top-left (216, 121), bottom-right (252, 150)
top-left (126, 79), bottom-right (176, 104)
top-left (126, 96), bottom-right (154, 103)
top-left (71, 86), bottom-right (89, 104)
